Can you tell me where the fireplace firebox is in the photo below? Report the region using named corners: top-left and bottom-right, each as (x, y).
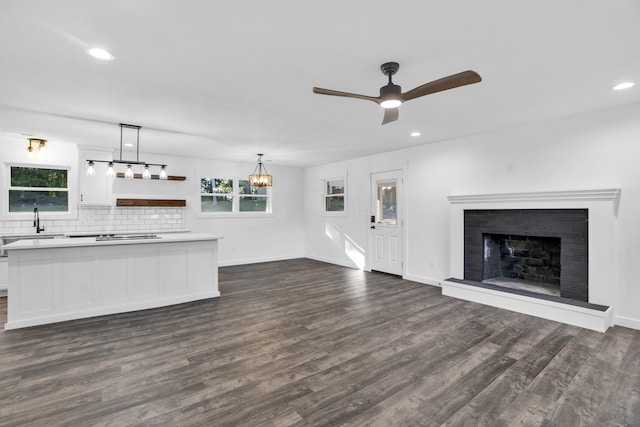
top-left (482, 233), bottom-right (561, 295)
top-left (464, 209), bottom-right (588, 301)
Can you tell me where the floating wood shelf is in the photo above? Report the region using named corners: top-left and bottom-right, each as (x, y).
top-left (116, 172), bottom-right (186, 181)
top-left (116, 198), bottom-right (186, 207)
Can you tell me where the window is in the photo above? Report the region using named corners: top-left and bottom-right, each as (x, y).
top-left (324, 177), bottom-right (345, 213)
top-left (201, 178), bottom-right (233, 212)
top-left (8, 166), bottom-right (69, 212)
top-left (201, 177), bottom-right (271, 215)
top-left (238, 180), bottom-right (268, 212)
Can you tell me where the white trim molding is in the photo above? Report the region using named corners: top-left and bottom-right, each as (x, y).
top-left (447, 189), bottom-right (621, 204)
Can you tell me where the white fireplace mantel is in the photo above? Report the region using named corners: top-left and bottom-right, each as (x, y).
top-left (443, 188), bottom-right (621, 332)
top-left (447, 188), bottom-right (621, 204)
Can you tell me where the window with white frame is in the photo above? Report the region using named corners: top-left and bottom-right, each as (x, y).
top-left (8, 165), bottom-right (69, 212)
top-left (201, 177), bottom-right (271, 214)
top-left (323, 177), bottom-right (345, 213)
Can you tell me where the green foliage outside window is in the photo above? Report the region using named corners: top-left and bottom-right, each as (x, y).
top-left (324, 178), bottom-right (345, 212)
top-left (8, 166), bottom-right (69, 212)
top-left (201, 178), bottom-right (269, 213)
top-left (11, 167), bottom-right (67, 188)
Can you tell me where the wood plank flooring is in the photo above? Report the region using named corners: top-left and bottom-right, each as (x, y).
top-left (0, 258), bottom-right (639, 426)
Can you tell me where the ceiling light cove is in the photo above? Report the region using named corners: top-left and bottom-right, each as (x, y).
top-left (87, 47), bottom-right (115, 61)
top-left (613, 82), bottom-right (634, 91)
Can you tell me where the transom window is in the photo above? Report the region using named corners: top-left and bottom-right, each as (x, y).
top-left (8, 166), bottom-right (69, 212)
top-left (201, 178), bottom-right (271, 214)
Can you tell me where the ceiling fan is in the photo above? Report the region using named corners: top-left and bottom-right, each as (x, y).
top-left (313, 62), bottom-right (481, 125)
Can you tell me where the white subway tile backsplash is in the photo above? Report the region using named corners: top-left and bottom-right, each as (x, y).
top-left (0, 206), bottom-right (185, 235)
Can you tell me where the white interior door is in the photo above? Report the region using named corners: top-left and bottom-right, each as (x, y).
top-left (370, 170), bottom-right (403, 275)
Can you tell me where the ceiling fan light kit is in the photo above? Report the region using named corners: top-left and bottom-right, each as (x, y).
top-left (313, 61), bottom-right (481, 124)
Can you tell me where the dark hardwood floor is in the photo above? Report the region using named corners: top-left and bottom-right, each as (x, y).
top-left (1, 258), bottom-right (639, 426)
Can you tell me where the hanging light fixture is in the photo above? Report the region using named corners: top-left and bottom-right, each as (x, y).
top-left (86, 123), bottom-right (169, 180)
top-left (26, 138), bottom-right (47, 158)
top-left (248, 153), bottom-right (272, 187)
top-left (106, 162), bottom-right (115, 178)
top-left (86, 161), bottom-right (96, 176)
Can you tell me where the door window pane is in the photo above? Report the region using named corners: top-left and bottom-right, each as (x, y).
top-left (377, 181), bottom-right (397, 225)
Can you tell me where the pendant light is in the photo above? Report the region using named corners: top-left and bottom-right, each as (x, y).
top-left (86, 161), bottom-right (96, 176)
top-left (248, 153), bottom-right (272, 188)
top-left (86, 123), bottom-right (169, 180)
top-left (106, 162), bottom-right (115, 178)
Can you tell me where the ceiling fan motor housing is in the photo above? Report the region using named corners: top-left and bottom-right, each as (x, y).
top-left (380, 83), bottom-right (401, 97)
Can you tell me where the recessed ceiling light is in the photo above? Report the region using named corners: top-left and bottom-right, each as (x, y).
top-left (124, 143), bottom-right (134, 147)
top-left (410, 131), bottom-right (421, 137)
top-left (87, 47), bottom-right (115, 61)
top-left (613, 82), bottom-right (634, 91)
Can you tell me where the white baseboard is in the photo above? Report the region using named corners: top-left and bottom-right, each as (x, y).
top-left (613, 315), bottom-right (640, 331)
top-left (304, 254), bottom-right (361, 270)
top-left (402, 273), bottom-right (441, 287)
top-left (219, 253), bottom-right (306, 267)
top-left (441, 279), bottom-right (612, 333)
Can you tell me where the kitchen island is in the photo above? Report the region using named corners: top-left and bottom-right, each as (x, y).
top-left (4, 233), bottom-right (221, 330)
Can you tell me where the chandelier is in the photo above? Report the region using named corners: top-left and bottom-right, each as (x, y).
top-left (86, 123), bottom-right (167, 180)
top-left (248, 153), bottom-right (272, 187)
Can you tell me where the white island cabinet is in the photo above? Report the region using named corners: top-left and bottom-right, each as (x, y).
top-left (4, 233), bottom-right (221, 330)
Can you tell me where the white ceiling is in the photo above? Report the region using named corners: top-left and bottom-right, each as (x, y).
top-left (1, 1), bottom-right (639, 168)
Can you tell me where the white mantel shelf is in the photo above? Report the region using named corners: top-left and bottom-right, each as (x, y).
top-left (5, 233), bottom-right (222, 330)
top-left (447, 188), bottom-right (621, 204)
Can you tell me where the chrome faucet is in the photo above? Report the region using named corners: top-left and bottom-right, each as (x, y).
top-left (33, 208), bottom-right (45, 233)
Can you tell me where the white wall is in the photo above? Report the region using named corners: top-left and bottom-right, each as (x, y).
top-left (185, 156), bottom-right (306, 266)
top-left (303, 102), bottom-right (640, 329)
top-left (0, 138), bottom-right (306, 266)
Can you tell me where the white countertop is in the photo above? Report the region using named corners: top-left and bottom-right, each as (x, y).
top-left (0, 229), bottom-right (191, 238)
top-left (3, 232), bottom-right (222, 251)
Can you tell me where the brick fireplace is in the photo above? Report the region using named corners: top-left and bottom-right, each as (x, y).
top-left (442, 189), bottom-right (620, 332)
top-left (464, 209), bottom-right (588, 301)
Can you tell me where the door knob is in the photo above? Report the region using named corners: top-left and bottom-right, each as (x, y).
top-left (370, 225), bottom-right (376, 229)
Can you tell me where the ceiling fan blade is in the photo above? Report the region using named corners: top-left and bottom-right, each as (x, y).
top-left (382, 107), bottom-right (399, 125)
top-left (313, 87), bottom-right (380, 103)
top-left (400, 70), bottom-right (482, 102)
